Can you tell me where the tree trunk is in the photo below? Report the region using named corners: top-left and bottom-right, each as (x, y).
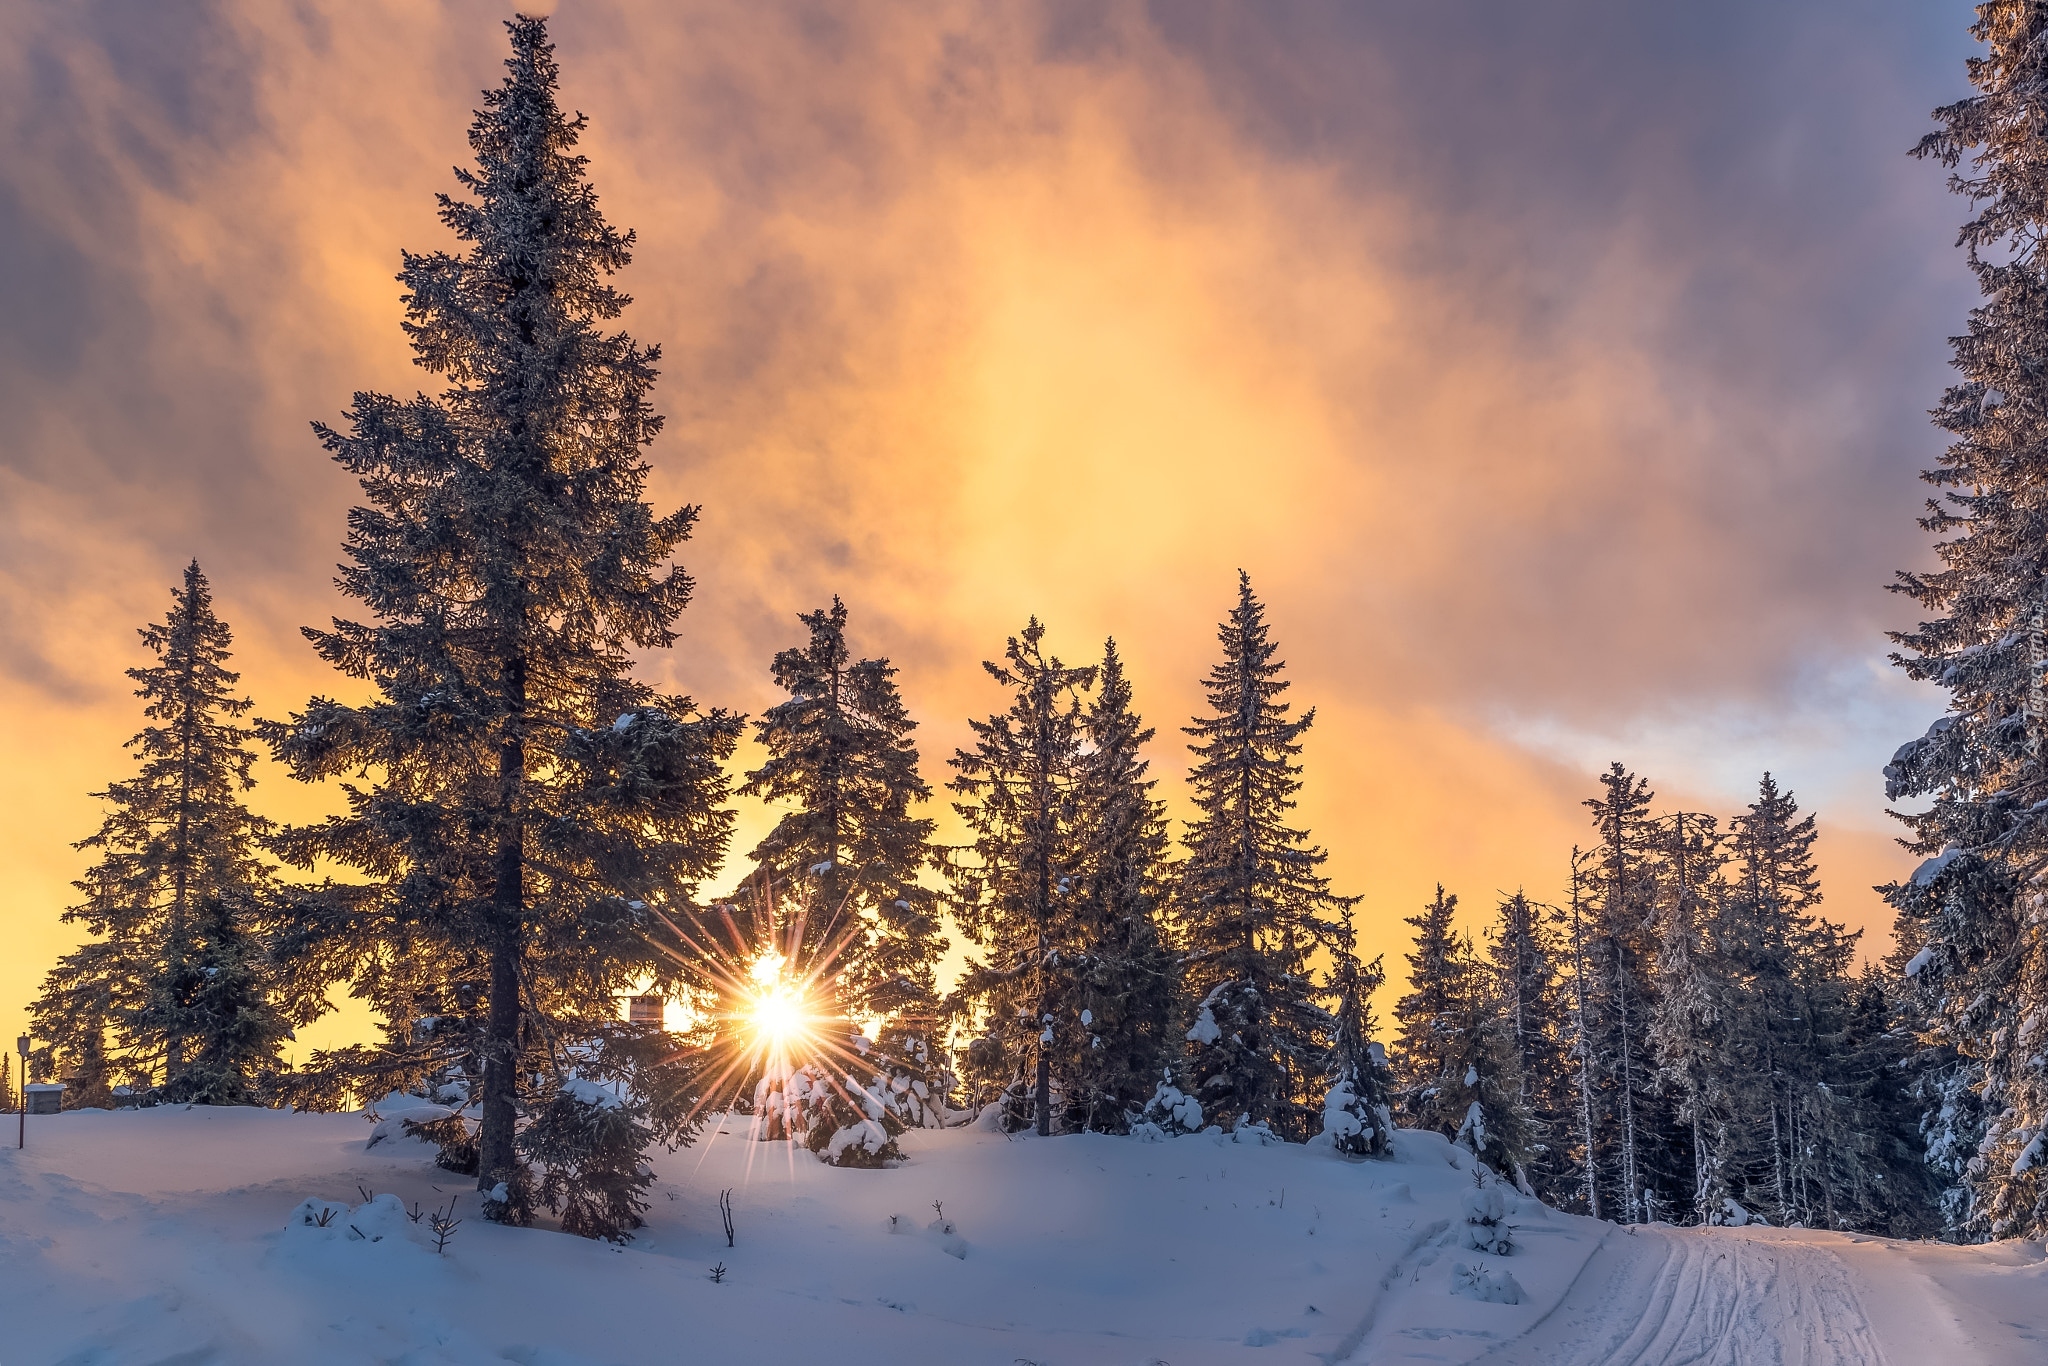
top-left (479, 658), bottom-right (527, 1197)
top-left (166, 585), bottom-right (200, 1086)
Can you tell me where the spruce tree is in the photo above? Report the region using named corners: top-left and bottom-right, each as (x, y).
top-left (1886, 0), bottom-right (2048, 1239)
top-left (737, 597), bottom-right (947, 1129)
top-left (1723, 775), bottom-right (1844, 1227)
top-left (1583, 763), bottom-right (1668, 1224)
top-left (1647, 811), bottom-right (1733, 1224)
top-left (1487, 890), bottom-right (1572, 1201)
top-left (1393, 887), bottom-right (1534, 1181)
top-left (1825, 970), bottom-right (1944, 1239)
top-left (946, 619), bottom-right (1094, 1135)
top-left (166, 895), bottom-right (294, 1105)
top-left (31, 561), bottom-right (281, 1104)
top-left (262, 17), bottom-right (738, 1233)
top-left (1322, 947), bottom-right (1394, 1157)
top-left (1552, 849), bottom-right (1604, 1218)
top-left (1394, 885), bottom-right (1464, 1120)
top-left (1178, 573), bottom-right (1356, 1140)
top-left (1063, 639), bottom-right (1179, 1132)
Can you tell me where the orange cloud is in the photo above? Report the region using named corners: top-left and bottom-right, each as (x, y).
top-left (0, 1), bottom-right (1950, 1053)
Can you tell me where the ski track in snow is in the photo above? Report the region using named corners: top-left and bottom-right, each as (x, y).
top-left (1467, 1227), bottom-right (1887, 1366)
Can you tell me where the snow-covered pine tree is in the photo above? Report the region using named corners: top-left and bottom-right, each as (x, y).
top-left (31, 561), bottom-right (282, 1105)
top-left (1487, 890), bottom-right (1572, 1202)
top-left (1884, 0), bottom-right (2048, 1239)
top-left (1322, 946), bottom-right (1394, 1157)
top-left (1721, 774), bottom-right (1853, 1228)
top-left (1394, 885), bottom-right (1465, 1122)
top-left (1647, 811), bottom-right (1734, 1225)
top-left (1393, 886), bottom-right (1534, 1181)
top-left (31, 945), bottom-right (122, 1109)
top-left (1178, 573), bottom-right (1357, 1141)
top-left (261, 17), bottom-right (739, 1233)
top-left (737, 598), bottom-right (948, 1133)
top-left (1583, 763), bottom-right (1666, 1224)
top-left (946, 619), bottom-right (1094, 1135)
top-left (1827, 967), bottom-right (1944, 1239)
top-left (165, 894), bottom-right (293, 1105)
top-left (1884, 918), bottom-right (1984, 1237)
top-left (1552, 848), bottom-right (1603, 1217)
top-left (1063, 639), bottom-right (1180, 1133)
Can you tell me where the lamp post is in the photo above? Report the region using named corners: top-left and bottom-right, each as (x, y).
top-left (16, 1034), bottom-right (27, 1149)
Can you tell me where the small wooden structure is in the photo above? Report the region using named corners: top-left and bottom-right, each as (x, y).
top-left (23, 1083), bottom-right (64, 1115)
top-left (627, 995), bottom-right (664, 1027)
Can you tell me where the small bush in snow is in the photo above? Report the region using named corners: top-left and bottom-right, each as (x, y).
top-left (1449, 1261), bottom-right (1523, 1304)
top-left (1133, 1071), bottom-right (1204, 1139)
top-left (517, 1082), bottom-right (654, 1242)
top-left (1459, 1172), bottom-right (1515, 1255)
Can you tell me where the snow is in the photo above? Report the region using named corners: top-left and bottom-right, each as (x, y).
top-left (558, 1077), bottom-right (624, 1110)
top-left (1907, 945), bottom-right (1936, 978)
top-left (1912, 846), bottom-right (1963, 887)
top-left (4, 1106), bottom-right (2047, 1364)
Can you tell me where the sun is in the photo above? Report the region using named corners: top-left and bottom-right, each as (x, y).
top-left (746, 953), bottom-right (813, 1048)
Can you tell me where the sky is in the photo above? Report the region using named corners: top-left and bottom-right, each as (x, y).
top-left (0, 0), bottom-right (1982, 1057)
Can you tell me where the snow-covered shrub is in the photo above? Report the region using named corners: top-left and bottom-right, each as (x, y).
top-left (517, 1080), bottom-right (654, 1242)
top-left (1459, 1173), bottom-right (1514, 1255)
top-left (1131, 1071), bottom-right (1204, 1140)
top-left (1449, 1262), bottom-right (1523, 1304)
top-left (1228, 1117), bottom-right (1282, 1147)
top-left (925, 1210), bottom-right (968, 1259)
top-left (1716, 1197), bottom-right (1766, 1228)
top-left (805, 1072), bottom-right (906, 1169)
top-left (1320, 1078), bottom-right (1393, 1158)
top-left (283, 1193), bottom-right (432, 1256)
top-left (754, 1062), bottom-right (906, 1166)
top-left (864, 1031), bottom-right (957, 1131)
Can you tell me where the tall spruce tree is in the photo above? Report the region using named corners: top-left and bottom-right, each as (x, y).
top-left (1723, 774), bottom-right (1849, 1227)
top-left (1584, 763), bottom-right (1667, 1223)
top-left (1064, 639), bottom-right (1179, 1132)
top-left (1885, 0), bottom-right (2048, 1239)
top-left (1488, 890), bottom-right (1571, 1200)
top-left (946, 619), bottom-right (1094, 1135)
top-left (1394, 885), bottom-right (1465, 1120)
top-left (1647, 811), bottom-right (1733, 1225)
top-left (737, 597), bottom-right (946, 1118)
top-left (1832, 968), bottom-right (1946, 1239)
top-left (1553, 849), bottom-right (1604, 1217)
top-left (31, 561), bottom-right (282, 1104)
top-left (1392, 886), bottom-right (1534, 1181)
top-left (1179, 573), bottom-right (1355, 1140)
top-left (262, 17), bottom-right (738, 1234)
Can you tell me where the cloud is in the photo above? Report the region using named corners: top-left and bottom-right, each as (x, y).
top-left (0, 0), bottom-right (1979, 1044)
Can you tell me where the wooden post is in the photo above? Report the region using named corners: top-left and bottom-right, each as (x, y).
top-left (16, 1034), bottom-right (27, 1149)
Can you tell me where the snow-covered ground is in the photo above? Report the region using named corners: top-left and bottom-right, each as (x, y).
top-left (2, 1107), bottom-right (2043, 1365)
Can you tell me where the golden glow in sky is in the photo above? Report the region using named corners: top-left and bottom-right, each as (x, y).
top-left (0, 2), bottom-right (1965, 1054)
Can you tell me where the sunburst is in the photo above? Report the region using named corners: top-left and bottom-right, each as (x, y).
top-left (637, 875), bottom-right (913, 1143)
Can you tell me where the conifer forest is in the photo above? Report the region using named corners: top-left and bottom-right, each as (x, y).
top-left (13, 8), bottom-right (2048, 1360)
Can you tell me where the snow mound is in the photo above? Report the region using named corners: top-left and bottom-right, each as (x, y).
top-left (1450, 1261), bottom-right (1524, 1303)
top-left (283, 1192), bottom-right (436, 1257)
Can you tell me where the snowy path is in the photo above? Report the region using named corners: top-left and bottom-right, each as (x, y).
top-left (1467, 1227), bottom-right (1887, 1365)
top-left (1373, 1221), bottom-right (2047, 1366)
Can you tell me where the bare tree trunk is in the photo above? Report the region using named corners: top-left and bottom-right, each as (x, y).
top-left (479, 656), bottom-right (526, 1197)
